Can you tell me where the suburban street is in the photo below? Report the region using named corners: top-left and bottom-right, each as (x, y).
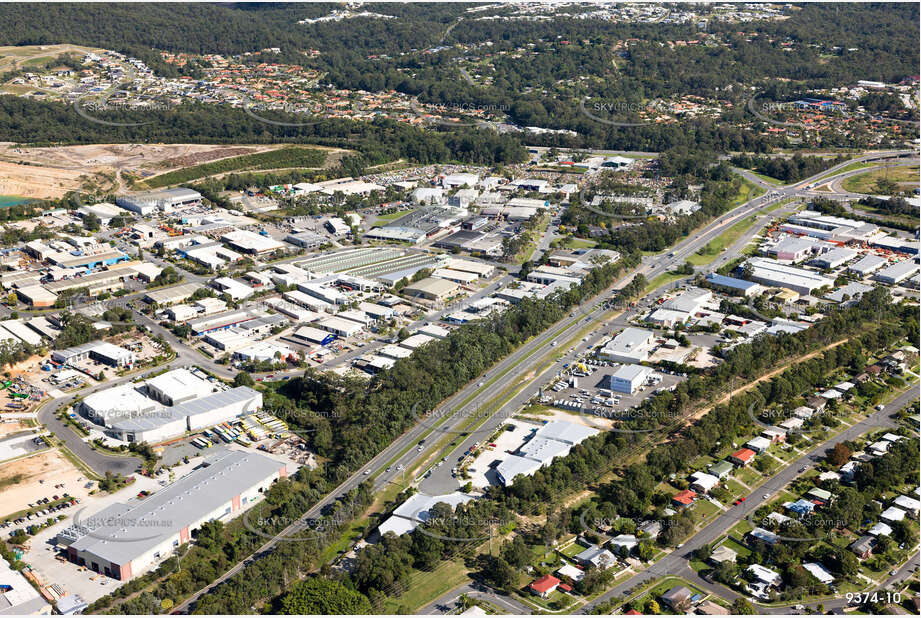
top-left (26, 148), bottom-right (915, 614)
top-left (581, 386), bottom-right (919, 614)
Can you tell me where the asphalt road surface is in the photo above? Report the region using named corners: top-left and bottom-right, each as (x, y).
top-left (580, 387), bottom-right (919, 614)
top-left (73, 148), bottom-right (917, 612)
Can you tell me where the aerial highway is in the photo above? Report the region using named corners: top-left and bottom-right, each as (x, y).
top-left (46, 146), bottom-right (911, 611)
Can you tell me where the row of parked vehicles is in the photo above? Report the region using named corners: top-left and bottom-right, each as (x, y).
top-left (2, 496), bottom-right (80, 529)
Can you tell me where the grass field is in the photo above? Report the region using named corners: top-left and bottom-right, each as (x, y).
top-left (750, 171), bottom-right (784, 186)
top-left (374, 208), bottom-right (415, 224)
top-left (644, 270), bottom-right (688, 294)
top-left (144, 146), bottom-right (327, 188)
top-left (560, 236), bottom-right (597, 249)
top-left (687, 215), bottom-right (758, 266)
top-left (732, 177), bottom-right (766, 206)
top-left (841, 165), bottom-right (919, 194)
top-left (379, 555), bottom-right (473, 613)
top-left (814, 160), bottom-right (874, 182)
top-left (719, 537), bottom-right (752, 558)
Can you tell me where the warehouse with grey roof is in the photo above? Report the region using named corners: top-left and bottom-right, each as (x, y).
top-left (58, 450), bottom-right (286, 581)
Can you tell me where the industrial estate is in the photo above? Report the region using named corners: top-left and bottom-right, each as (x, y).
top-left (0, 2), bottom-right (918, 617)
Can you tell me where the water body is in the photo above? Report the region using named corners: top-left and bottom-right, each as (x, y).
top-left (0, 195), bottom-right (34, 208)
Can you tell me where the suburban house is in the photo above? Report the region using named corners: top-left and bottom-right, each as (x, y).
top-left (849, 535), bottom-right (876, 560)
top-left (660, 585), bottom-right (693, 611)
top-left (529, 574), bottom-right (561, 598)
top-left (729, 448), bottom-right (756, 466)
top-left (575, 545), bottom-right (616, 570)
top-left (672, 489), bottom-right (697, 508)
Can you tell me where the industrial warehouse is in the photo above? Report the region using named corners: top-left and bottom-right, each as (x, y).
top-left (56, 450), bottom-right (287, 581)
top-left (77, 368), bottom-right (262, 443)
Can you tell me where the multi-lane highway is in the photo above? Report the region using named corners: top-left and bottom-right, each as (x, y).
top-left (40, 148), bottom-right (915, 613)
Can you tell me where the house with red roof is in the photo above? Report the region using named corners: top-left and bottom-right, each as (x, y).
top-left (729, 448), bottom-right (756, 466)
top-left (672, 489), bottom-right (697, 508)
top-left (529, 574), bottom-right (561, 598)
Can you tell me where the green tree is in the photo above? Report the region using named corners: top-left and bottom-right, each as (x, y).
top-left (732, 598), bottom-right (757, 614)
top-left (82, 212), bottom-right (101, 232)
top-left (279, 578), bottom-right (372, 615)
top-left (233, 371), bottom-right (256, 387)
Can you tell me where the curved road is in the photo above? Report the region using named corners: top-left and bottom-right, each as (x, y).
top-left (64, 148), bottom-right (916, 612)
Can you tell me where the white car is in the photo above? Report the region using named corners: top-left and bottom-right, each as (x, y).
top-left (364, 469), bottom-right (371, 475)
top-left (762, 494), bottom-right (770, 499)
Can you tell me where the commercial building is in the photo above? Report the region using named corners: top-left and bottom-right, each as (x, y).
top-left (183, 243), bottom-right (242, 270)
top-left (825, 281), bottom-right (874, 303)
top-left (144, 368), bottom-right (214, 406)
top-left (811, 247), bottom-right (858, 269)
top-left (129, 262), bottom-right (163, 283)
top-left (97, 386), bottom-right (262, 443)
top-left (608, 364), bottom-right (654, 394)
top-left (52, 341), bottom-right (136, 367)
top-left (44, 269), bottom-right (127, 296)
top-left (770, 236), bottom-right (822, 261)
top-left (403, 277), bottom-right (459, 301)
top-left (15, 284), bottom-right (58, 308)
top-left (315, 316), bottom-right (363, 337)
top-left (325, 217), bottom-right (351, 236)
top-left (744, 258), bottom-right (835, 295)
top-left (526, 265), bottom-right (583, 286)
top-left (187, 308), bottom-right (268, 336)
top-left (264, 298), bottom-right (319, 322)
top-left (58, 450), bottom-right (285, 580)
top-left (496, 455), bottom-right (544, 487)
top-left (661, 288), bottom-right (712, 314)
top-left (203, 329), bottom-right (251, 353)
top-left (598, 328), bottom-right (655, 364)
top-left (116, 188), bottom-right (202, 215)
top-left (283, 289), bottom-right (332, 313)
top-left (445, 258), bottom-right (495, 279)
top-left (432, 268), bottom-right (478, 285)
top-left (398, 333), bottom-right (436, 350)
top-left (497, 421), bottom-right (598, 486)
top-left (24, 241), bottom-right (56, 261)
top-left (534, 420), bottom-right (597, 445)
top-left (289, 325), bottom-right (337, 346)
top-left (48, 248), bottom-right (130, 271)
top-left (211, 276), bottom-right (255, 300)
top-left (298, 282), bottom-right (347, 306)
top-left (285, 231), bottom-right (327, 249)
top-left (848, 254), bottom-right (888, 276)
top-left (417, 323), bottom-right (450, 339)
top-left (377, 492), bottom-right (475, 538)
top-left (235, 341), bottom-right (296, 363)
top-left (0, 319), bottom-right (43, 346)
top-left (220, 230), bottom-right (285, 255)
top-left (78, 201), bottom-right (123, 227)
top-left (144, 283), bottom-right (203, 306)
top-left (0, 555), bottom-right (51, 615)
top-left (873, 260), bottom-right (919, 285)
top-left (441, 173), bottom-right (479, 189)
top-left (868, 234), bottom-right (920, 255)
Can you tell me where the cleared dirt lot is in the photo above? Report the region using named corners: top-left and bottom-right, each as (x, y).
top-left (0, 449), bottom-right (90, 519)
top-left (0, 44), bottom-right (101, 76)
top-left (0, 159), bottom-right (88, 199)
top-left (0, 142), bottom-right (350, 198)
top-left (0, 419), bottom-right (31, 438)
